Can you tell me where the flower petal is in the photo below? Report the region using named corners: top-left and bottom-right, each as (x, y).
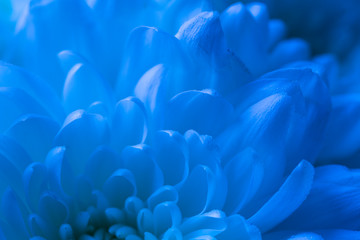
top-left (62, 61), bottom-right (114, 114)
top-left (45, 147), bottom-right (76, 197)
top-left (54, 110), bottom-right (110, 174)
top-left (223, 148), bottom-right (264, 215)
top-left (153, 131), bottom-right (189, 186)
top-left (111, 97), bottom-right (147, 152)
top-left (220, 2), bottom-right (267, 75)
top-left (84, 146), bottom-right (120, 189)
top-left (117, 26), bottom-right (187, 98)
top-left (153, 202), bottom-right (182, 236)
top-left (248, 160), bottom-right (314, 232)
top-left (0, 87), bottom-right (50, 132)
top-left (121, 144), bottom-right (163, 200)
top-left (178, 165), bottom-right (215, 217)
top-left (5, 114), bottom-right (60, 162)
top-left (1, 188), bottom-right (29, 239)
top-left (23, 162), bottom-right (48, 212)
top-left (38, 192), bottom-right (69, 227)
top-left (180, 210), bottom-right (226, 238)
top-left (0, 62), bottom-right (64, 122)
top-left (165, 89), bottom-right (234, 136)
top-left (217, 215), bottom-right (261, 240)
top-left (102, 169), bottom-right (136, 209)
top-left (147, 185), bottom-right (179, 211)
top-left (277, 164), bottom-right (360, 230)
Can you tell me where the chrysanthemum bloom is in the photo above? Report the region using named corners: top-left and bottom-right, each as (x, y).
top-left (0, 0), bottom-right (360, 240)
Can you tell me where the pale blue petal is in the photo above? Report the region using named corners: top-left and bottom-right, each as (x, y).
top-left (16, 0), bottom-right (100, 91)
top-left (160, 0), bottom-right (212, 33)
top-left (217, 215), bottom-right (261, 240)
top-left (176, 11), bottom-right (223, 60)
top-left (134, 64), bottom-right (191, 126)
top-left (102, 169), bottom-right (136, 209)
top-left (220, 3), bottom-right (267, 75)
top-left (264, 231), bottom-right (323, 240)
top-left (5, 114), bottom-right (60, 162)
top-left (162, 227), bottom-right (182, 240)
top-left (223, 148), bottom-right (264, 215)
top-left (137, 208), bottom-right (154, 235)
top-left (23, 162), bottom-right (48, 212)
top-left (153, 202), bottom-right (182, 236)
top-left (54, 110), bottom-right (110, 174)
top-left (124, 196), bottom-right (144, 227)
top-left (62, 61), bottom-right (114, 114)
top-left (178, 165), bottom-right (215, 217)
top-left (317, 229), bottom-right (360, 240)
top-left (117, 26), bottom-right (187, 98)
top-left (278, 165), bottom-right (360, 230)
top-left (184, 130), bottom-right (220, 171)
top-left (84, 146), bottom-right (120, 189)
top-left (0, 62), bottom-right (64, 122)
top-left (1, 188), bottom-right (29, 239)
top-left (0, 152), bottom-right (25, 199)
top-left (180, 210), bottom-right (226, 238)
top-left (121, 144), bottom-right (163, 200)
top-left (111, 97), bottom-right (147, 152)
top-left (45, 147), bottom-right (76, 197)
top-left (248, 160), bottom-right (314, 232)
top-left (0, 87), bottom-right (50, 132)
top-left (153, 131), bottom-right (189, 186)
top-left (165, 89), bottom-right (234, 136)
top-left (147, 185), bottom-right (178, 211)
top-left (176, 11), bottom-right (252, 96)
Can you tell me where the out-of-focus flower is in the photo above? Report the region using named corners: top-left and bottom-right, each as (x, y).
top-left (0, 0), bottom-right (360, 240)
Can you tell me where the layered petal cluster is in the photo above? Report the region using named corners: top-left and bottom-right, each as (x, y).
top-left (0, 0), bottom-right (359, 240)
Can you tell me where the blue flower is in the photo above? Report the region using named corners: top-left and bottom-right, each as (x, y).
top-left (0, 0), bottom-right (360, 240)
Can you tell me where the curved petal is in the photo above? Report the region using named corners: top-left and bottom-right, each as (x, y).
top-left (111, 97), bottom-right (147, 152)
top-left (0, 62), bottom-right (64, 122)
top-left (217, 215), bottom-right (261, 240)
top-left (268, 39), bottom-right (310, 71)
top-left (153, 202), bottom-right (182, 236)
top-left (178, 165), bottom-right (215, 217)
top-left (62, 61), bottom-right (114, 114)
top-left (45, 147), bottom-right (76, 197)
top-left (278, 165), bottom-right (360, 230)
top-left (165, 89), bottom-right (234, 136)
top-left (223, 148), bottom-right (264, 215)
top-left (153, 131), bottom-right (189, 186)
top-left (180, 210), bottom-right (227, 238)
top-left (147, 185), bottom-right (179, 211)
top-left (5, 114), bottom-right (60, 162)
top-left (23, 162), bottom-right (48, 212)
top-left (102, 169), bottom-right (136, 209)
top-left (1, 188), bottom-right (29, 240)
top-left (116, 26), bottom-right (187, 98)
top-left (220, 3), bottom-right (267, 75)
top-left (248, 160), bottom-right (314, 232)
top-left (38, 192), bottom-right (69, 227)
top-left (121, 144), bottom-right (163, 200)
top-left (54, 110), bottom-right (110, 174)
top-left (16, 0), bottom-right (100, 91)
top-left (84, 146), bottom-right (121, 189)
top-left (0, 87), bottom-right (50, 132)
